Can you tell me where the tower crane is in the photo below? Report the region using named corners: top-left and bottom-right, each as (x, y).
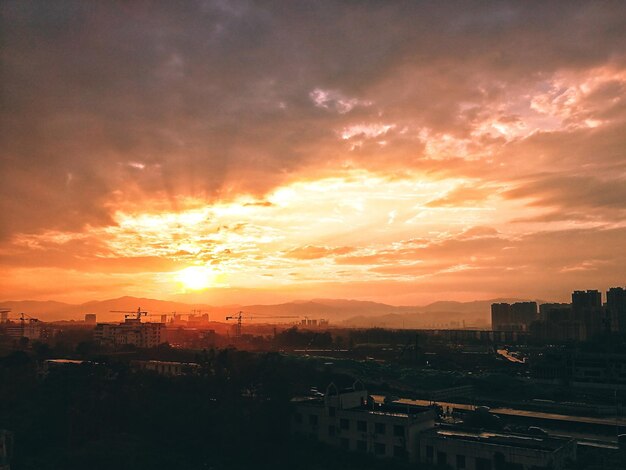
top-left (0, 307), bottom-right (10, 323)
top-left (110, 307), bottom-right (148, 321)
top-left (225, 311), bottom-right (299, 338)
top-left (18, 312), bottom-right (39, 338)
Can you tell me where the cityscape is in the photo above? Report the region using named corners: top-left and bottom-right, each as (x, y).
top-left (2, 1), bottom-right (626, 470)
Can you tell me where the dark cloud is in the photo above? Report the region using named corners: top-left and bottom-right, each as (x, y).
top-left (2, 0), bottom-right (626, 239)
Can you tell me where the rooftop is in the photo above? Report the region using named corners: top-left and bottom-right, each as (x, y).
top-left (426, 425), bottom-right (573, 452)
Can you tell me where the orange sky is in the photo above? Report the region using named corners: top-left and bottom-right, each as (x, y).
top-left (1, 1), bottom-right (625, 305)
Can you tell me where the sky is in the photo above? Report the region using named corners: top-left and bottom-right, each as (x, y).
top-left (1, 0), bottom-right (625, 305)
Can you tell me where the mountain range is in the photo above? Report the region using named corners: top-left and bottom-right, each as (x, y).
top-left (0, 296), bottom-right (544, 326)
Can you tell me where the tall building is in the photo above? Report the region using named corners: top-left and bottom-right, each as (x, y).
top-left (539, 303), bottom-right (570, 321)
top-left (536, 304), bottom-right (582, 342)
top-left (572, 290), bottom-right (601, 310)
top-left (491, 303), bottom-right (511, 330)
top-left (84, 313), bottom-right (97, 324)
top-left (571, 290), bottom-right (605, 340)
top-left (491, 302), bottom-right (537, 331)
top-left (511, 302), bottom-right (538, 325)
top-left (607, 287), bottom-right (626, 333)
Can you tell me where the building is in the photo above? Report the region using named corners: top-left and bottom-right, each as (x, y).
top-left (40, 359), bottom-right (90, 377)
top-left (539, 303), bottom-right (570, 321)
top-left (419, 425), bottom-right (576, 470)
top-left (511, 302), bottom-right (538, 326)
top-left (571, 290), bottom-right (606, 340)
top-left (84, 313), bottom-right (97, 324)
top-left (491, 302), bottom-right (537, 331)
top-left (94, 317), bottom-right (165, 348)
top-left (4, 320), bottom-right (44, 341)
top-left (131, 360), bottom-right (200, 376)
top-left (535, 304), bottom-right (582, 342)
top-left (607, 287), bottom-right (626, 334)
top-left (570, 352), bottom-right (626, 390)
top-left (291, 382), bottom-right (437, 462)
top-left (491, 304), bottom-right (511, 330)
top-left (531, 289), bottom-right (625, 342)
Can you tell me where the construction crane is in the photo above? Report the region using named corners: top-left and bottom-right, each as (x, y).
top-left (110, 307), bottom-right (148, 321)
top-left (0, 308), bottom-right (10, 323)
top-left (18, 312), bottom-right (39, 338)
top-left (143, 311), bottom-right (206, 323)
top-left (225, 311), bottom-right (299, 338)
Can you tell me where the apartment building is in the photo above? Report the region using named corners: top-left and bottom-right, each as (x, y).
top-left (291, 381), bottom-right (437, 462)
top-left (94, 318), bottom-right (165, 348)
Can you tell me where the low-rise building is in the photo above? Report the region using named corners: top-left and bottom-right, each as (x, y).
top-left (419, 425), bottom-right (576, 470)
top-left (131, 360), bottom-right (200, 376)
top-left (291, 381), bottom-right (437, 462)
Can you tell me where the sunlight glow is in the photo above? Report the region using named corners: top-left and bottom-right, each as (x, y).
top-left (176, 266), bottom-right (218, 290)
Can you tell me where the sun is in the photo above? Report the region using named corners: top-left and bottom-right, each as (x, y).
top-left (176, 266), bottom-right (216, 290)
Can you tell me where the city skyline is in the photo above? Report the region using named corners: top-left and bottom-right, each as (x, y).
top-left (2, 1), bottom-right (626, 305)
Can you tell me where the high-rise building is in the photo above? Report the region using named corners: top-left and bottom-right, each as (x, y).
top-left (84, 313), bottom-right (97, 324)
top-left (511, 302), bottom-right (537, 325)
top-left (572, 290), bottom-right (601, 310)
top-left (491, 303), bottom-right (511, 330)
top-left (607, 287), bottom-right (626, 333)
top-left (571, 290), bottom-right (604, 340)
top-left (491, 302), bottom-right (537, 331)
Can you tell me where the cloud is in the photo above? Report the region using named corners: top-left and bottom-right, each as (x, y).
top-left (426, 185), bottom-right (496, 207)
top-left (285, 245), bottom-right (355, 260)
top-left (1, 1), bottom-right (625, 302)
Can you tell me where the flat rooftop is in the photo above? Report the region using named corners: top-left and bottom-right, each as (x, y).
top-left (291, 394), bottom-right (434, 417)
top-left (372, 395), bottom-right (626, 428)
top-left (426, 426), bottom-right (573, 452)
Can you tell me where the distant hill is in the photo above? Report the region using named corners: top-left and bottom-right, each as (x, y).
top-left (0, 300), bottom-right (73, 321)
top-left (1, 295), bottom-right (547, 325)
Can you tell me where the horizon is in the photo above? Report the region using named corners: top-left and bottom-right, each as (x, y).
top-left (2, 1), bottom-right (625, 306)
top-left (2, 4), bottom-right (626, 469)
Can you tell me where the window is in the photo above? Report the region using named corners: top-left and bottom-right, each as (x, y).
top-left (393, 425), bottom-right (404, 437)
top-left (476, 457), bottom-right (492, 470)
top-left (426, 446), bottom-right (434, 461)
top-left (357, 420), bottom-right (367, 432)
top-left (356, 440), bottom-right (367, 452)
top-left (328, 425), bottom-right (336, 437)
top-left (456, 454), bottom-right (466, 469)
top-left (437, 451), bottom-right (447, 466)
top-left (374, 422), bottom-right (386, 434)
top-left (309, 414), bottom-right (318, 426)
top-left (340, 418), bottom-right (350, 430)
top-left (340, 438), bottom-right (349, 449)
top-left (294, 413), bottom-right (302, 424)
top-left (393, 445), bottom-right (406, 459)
top-left (328, 406), bottom-right (336, 417)
top-left (374, 443), bottom-right (386, 455)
